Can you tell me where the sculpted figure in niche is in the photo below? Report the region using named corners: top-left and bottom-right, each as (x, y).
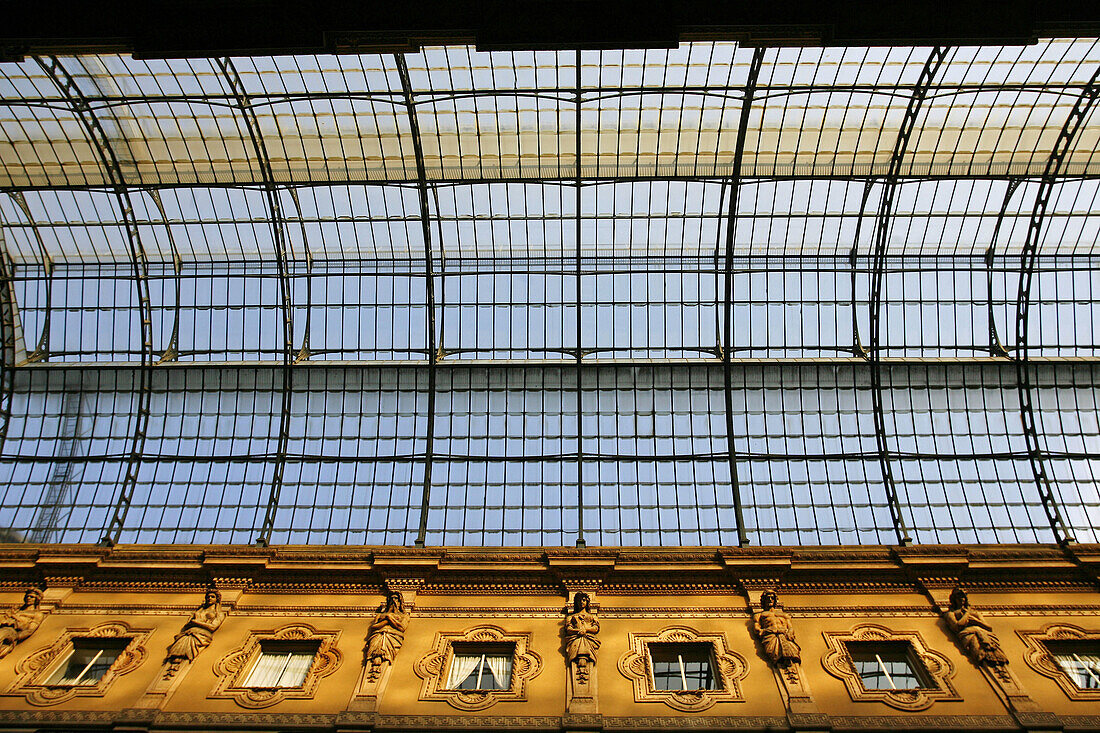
top-left (165, 587), bottom-right (227, 676)
top-left (0, 588), bottom-right (45, 659)
top-left (365, 590), bottom-right (408, 681)
top-left (944, 587), bottom-right (1008, 667)
top-left (564, 592), bottom-right (600, 683)
top-left (753, 589), bottom-right (801, 667)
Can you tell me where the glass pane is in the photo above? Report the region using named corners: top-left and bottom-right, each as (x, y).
top-left (1048, 643), bottom-right (1100, 689)
top-left (50, 642), bottom-right (125, 685)
top-left (649, 643), bottom-right (715, 691)
top-left (848, 641), bottom-right (927, 691)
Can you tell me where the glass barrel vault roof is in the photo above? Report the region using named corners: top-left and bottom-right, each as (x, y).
top-left (0, 40), bottom-right (1097, 546)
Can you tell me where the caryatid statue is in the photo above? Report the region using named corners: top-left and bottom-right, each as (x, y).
top-left (365, 590), bottom-right (409, 681)
top-left (0, 588), bottom-right (45, 659)
top-left (752, 589), bottom-right (801, 668)
top-left (165, 587), bottom-right (227, 676)
top-left (943, 587), bottom-right (1008, 667)
top-left (563, 592), bottom-right (600, 684)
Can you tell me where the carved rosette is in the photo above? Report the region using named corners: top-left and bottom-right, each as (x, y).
top-left (209, 623), bottom-right (341, 709)
top-left (1019, 624), bottom-right (1100, 701)
top-left (821, 624), bottom-right (961, 711)
top-left (413, 625), bottom-right (542, 711)
top-left (617, 626), bottom-right (748, 712)
top-left (6, 622), bottom-right (151, 706)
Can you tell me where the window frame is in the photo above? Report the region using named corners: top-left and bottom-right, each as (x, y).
top-left (45, 637), bottom-right (132, 688)
top-left (845, 640), bottom-right (936, 692)
top-left (446, 641), bottom-right (515, 691)
top-left (822, 624), bottom-right (960, 711)
top-left (209, 624), bottom-right (341, 709)
top-left (4, 621), bottom-right (151, 707)
top-left (1020, 624), bottom-right (1100, 701)
top-left (414, 625), bottom-right (542, 711)
top-left (646, 641), bottom-right (718, 692)
top-left (241, 641), bottom-right (322, 689)
top-left (617, 626), bottom-right (747, 712)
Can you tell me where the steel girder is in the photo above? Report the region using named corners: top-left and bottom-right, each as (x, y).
top-left (1013, 65), bottom-right (1100, 546)
top-left (868, 46), bottom-right (948, 546)
top-left (33, 55), bottom-right (154, 547)
top-left (213, 58), bottom-right (297, 547)
top-left (394, 54), bottom-right (442, 548)
top-left (720, 47), bottom-right (766, 547)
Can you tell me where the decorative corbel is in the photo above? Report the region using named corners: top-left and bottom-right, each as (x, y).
top-left (740, 582), bottom-right (825, 733)
top-left (138, 585), bottom-right (230, 706)
top-left (349, 579), bottom-right (421, 712)
top-left (931, 584), bottom-right (1057, 732)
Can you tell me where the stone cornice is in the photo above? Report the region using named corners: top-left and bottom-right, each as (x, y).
top-left (0, 544), bottom-right (1093, 597)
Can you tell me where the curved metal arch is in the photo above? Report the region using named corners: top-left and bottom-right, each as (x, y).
top-left (1013, 65), bottom-right (1100, 546)
top-left (394, 53), bottom-right (441, 549)
top-left (0, 226), bottom-right (19, 453)
top-left (32, 55), bottom-right (155, 546)
top-left (6, 192), bottom-right (51, 363)
top-left (214, 58), bottom-right (296, 547)
top-left (868, 46), bottom-right (949, 546)
top-left (985, 177), bottom-right (1022, 358)
top-left (144, 189), bottom-right (183, 364)
top-left (719, 46), bottom-right (766, 547)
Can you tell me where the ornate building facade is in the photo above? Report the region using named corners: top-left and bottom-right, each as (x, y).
top-left (0, 545), bottom-right (1096, 731)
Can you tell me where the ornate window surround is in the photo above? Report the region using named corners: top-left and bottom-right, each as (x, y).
top-left (822, 624), bottom-right (961, 711)
top-left (413, 624), bottom-right (542, 711)
top-left (4, 621), bottom-right (150, 707)
top-left (616, 626), bottom-right (748, 712)
top-left (209, 623), bottom-right (341, 709)
top-left (1019, 623), bottom-right (1100, 701)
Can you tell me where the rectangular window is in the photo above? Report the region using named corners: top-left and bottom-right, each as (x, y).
top-left (243, 643), bottom-right (319, 688)
top-left (446, 643), bottom-right (514, 691)
top-left (1046, 642), bottom-right (1100, 690)
top-left (847, 641), bottom-right (932, 691)
top-left (648, 642), bottom-right (717, 691)
top-left (48, 639), bottom-right (130, 686)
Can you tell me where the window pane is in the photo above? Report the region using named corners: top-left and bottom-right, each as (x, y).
top-left (245, 647), bottom-right (318, 688)
top-left (649, 643), bottom-right (715, 691)
top-left (1047, 642), bottom-right (1100, 690)
top-left (49, 641), bottom-right (127, 686)
top-left (847, 641), bottom-right (928, 691)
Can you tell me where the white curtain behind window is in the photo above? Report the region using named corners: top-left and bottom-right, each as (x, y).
top-left (280, 651), bottom-right (314, 686)
top-left (446, 653), bottom-right (482, 688)
top-left (486, 654), bottom-right (511, 689)
top-left (245, 652), bottom-right (290, 687)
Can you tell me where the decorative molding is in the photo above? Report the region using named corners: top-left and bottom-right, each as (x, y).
top-left (603, 716), bottom-right (788, 729)
top-left (208, 623), bottom-right (341, 709)
top-left (828, 714), bottom-right (1019, 729)
top-left (413, 624), bottom-right (542, 711)
top-left (821, 623), bottom-right (961, 711)
top-left (5, 621), bottom-right (151, 706)
top-left (617, 626), bottom-right (748, 712)
top-left (1019, 623), bottom-right (1100, 701)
